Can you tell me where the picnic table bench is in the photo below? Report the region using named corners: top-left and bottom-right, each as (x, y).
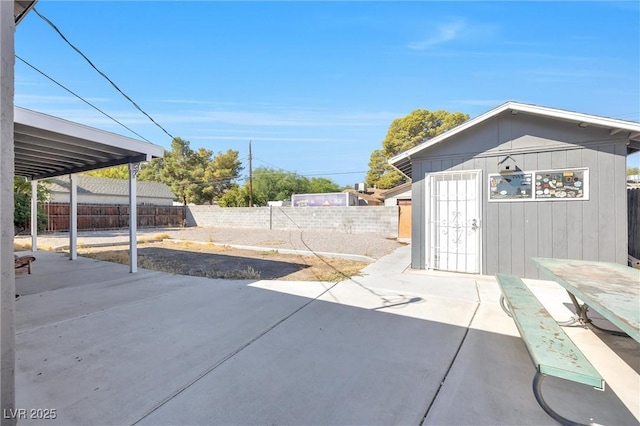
top-left (497, 258), bottom-right (639, 425)
top-left (14, 254), bottom-right (35, 276)
top-left (496, 273), bottom-right (604, 426)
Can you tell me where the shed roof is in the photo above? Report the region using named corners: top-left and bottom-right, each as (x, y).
top-left (47, 175), bottom-right (176, 200)
top-left (14, 107), bottom-right (164, 180)
top-left (389, 101), bottom-right (640, 177)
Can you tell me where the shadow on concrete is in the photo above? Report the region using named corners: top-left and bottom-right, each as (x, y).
top-left (425, 323), bottom-right (637, 426)
top-left (561, 302), bottom-right (640, 375)
top-left (12, 251), bottom-right (639, 426)
top-left (592, 328), bottom-right (640, 376)
top-left (15, 250), bottom-right (136, 296)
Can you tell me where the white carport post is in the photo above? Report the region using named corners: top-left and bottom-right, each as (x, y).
top-left (69, 174), bottom-right (77, 260)
top-left (0, 0), bottom-right (16, 422)
top-left (129, 163), bottom-right (139, 273)
top-left (30, 180), bottom-right (37, 252)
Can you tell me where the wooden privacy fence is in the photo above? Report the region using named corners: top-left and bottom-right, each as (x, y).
top-left (43, 203), bottom-right (185, 232)
top-left (629, 188), bottom-right (640, 259)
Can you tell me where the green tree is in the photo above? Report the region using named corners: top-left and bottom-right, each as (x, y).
top-left (139, 137), bottom-right (199, 204)
top-left (219, 168), bottom-right (342, 207)
top-left (308, 177), bottom-right (342, 193)
top-left (252, 167), bottom-right (310, 201)
top-left (218, 184), bottom-right (266, 207)
top-left (628, 167), bottom-right (640, 176)
top-left (140, 138), bottom-right (243, 205)
top-left (365, 149), bottom-right (392, 189)
top-left (84, 165), bottom-right (129, 179)
top-left (14, 177), bottom-right (49, 235)
top-left (196, 149), bottom-right (243, 205)
top-left (163, 137), bottom-right (201, 205)
top-left (366, 108), bottom-right (469, 189)
top-left (138, 156), bottom-right (163, 182)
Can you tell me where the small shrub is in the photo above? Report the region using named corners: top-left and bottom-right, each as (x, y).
top-left (203, 266), bottom-right (261, 280)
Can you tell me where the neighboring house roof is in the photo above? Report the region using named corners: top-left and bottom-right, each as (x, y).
top-left (368, 188), bottom-right (385, 200)
top-left (389, 101), bottom-right (640, 176)
top-left (47, 175), bottom-right (176, 200)
top-left (348, 191), bottom-right (382, 204)
top-left (344, 187), bottom-right (385, 200)
top-left (379, 182), bottom-right (412, 199)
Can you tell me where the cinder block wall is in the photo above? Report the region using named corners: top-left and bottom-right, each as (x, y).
top-left (186, 206), bottom-right (399, 238)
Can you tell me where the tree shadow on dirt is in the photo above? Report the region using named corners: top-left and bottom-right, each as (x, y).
top-left (137, 247), bottom-right (309, 280)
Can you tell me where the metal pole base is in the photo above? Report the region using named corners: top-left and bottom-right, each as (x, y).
top-left (500, 294), bottom-right (512, 317)
top-left (533, 371), bottom-right (596, 426)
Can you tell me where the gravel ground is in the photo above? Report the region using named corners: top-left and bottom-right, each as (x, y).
top-left (16, 227), bottom-right (405, 260)
top-left (168, 228), bottom-right (404, 259)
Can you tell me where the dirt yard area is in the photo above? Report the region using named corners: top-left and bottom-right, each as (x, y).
top-left (78, 241), bottom-right (369, 282)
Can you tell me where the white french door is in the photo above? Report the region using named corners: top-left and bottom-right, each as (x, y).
top-left (427, 170), bottom-right (481, 274)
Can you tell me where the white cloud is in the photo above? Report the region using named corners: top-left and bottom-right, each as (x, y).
top-left (408, 19), bottom-right (467, 50)
top-left (15, 93), bottom-right (110, 105)
top-left (11, 99), bottom-right (401, 143)
top-left (160, 99), bottom-right (241, 107)
top-left (452, 99), bottom-right (509, 107)
top-left (196, 135), bottom-right (357, 143)
top-left (522, 69), bottom-right (607, 80)
top-left (154, 107), bottom-right (401, 129)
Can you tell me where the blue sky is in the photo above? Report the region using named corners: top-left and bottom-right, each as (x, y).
top-left (15, 1), bottom-right (640, 186)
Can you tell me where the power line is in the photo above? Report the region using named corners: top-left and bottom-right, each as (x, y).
top-left (253, 156), bottom-right (365, 178)
top-left (33, 7), bottom-right (175, 140)
top-left (300, 170), bottom-right (368, 177)
top-left (16, 54), bottom-right (152, 143)
top-left (252, 156), bottom-right (289, 172)
top-left (251, 157), bottom-right (367, 179)
top-left (614, 111), bottom-right (640, 120)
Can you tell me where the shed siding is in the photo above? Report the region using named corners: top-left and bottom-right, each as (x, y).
top-left (411, 162), bottom-right (426, 268)
top-left (522, 152), bottom-right (539, 277)
top-left (614, 143), bottom-right (628, 264)
top-left (566, 150), bottom-right (584, 261)
top-left (598, 145), bottom-right (616, 262)
top-left (410, 111), bottom-right (629, 278)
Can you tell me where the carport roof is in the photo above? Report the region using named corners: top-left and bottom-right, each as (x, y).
top-left (389, 101), bottom-right (640, 177)
top-left (14, 0), bottom-right (37, 25)
top-left (14, 106), bottom-right (164, 180)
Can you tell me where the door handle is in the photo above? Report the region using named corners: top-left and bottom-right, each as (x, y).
top-left (471, 219), bottom-right (479, 231)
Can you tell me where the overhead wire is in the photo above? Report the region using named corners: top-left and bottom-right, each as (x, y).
top-left (16, 55), bottom-right (152, 143)
top-left (30, 7), bottom-right (370, 183)
top-left (32, 7), bottom-right (175, 140)
top-left (27, 7), bottom-right (369, 183)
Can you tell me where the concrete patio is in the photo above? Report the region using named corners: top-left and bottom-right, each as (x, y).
top-left (13, 245), bottom-right (639, 425)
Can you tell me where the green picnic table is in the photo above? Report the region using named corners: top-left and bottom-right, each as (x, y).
top-left (496, 258), bottom-right (639, 425)
top-left (530, 257), bottom-right (640, 342)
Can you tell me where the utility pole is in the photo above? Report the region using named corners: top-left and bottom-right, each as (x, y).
top-left (248, 140), bottom-right (253, 207)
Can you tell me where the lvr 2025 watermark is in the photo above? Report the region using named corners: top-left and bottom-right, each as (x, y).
top-left (3, 408), bottom-right (57, 420)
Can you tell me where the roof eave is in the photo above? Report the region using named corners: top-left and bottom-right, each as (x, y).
top-left (15, 107), bottom-right (164, 159)
top-left (14, 107), bottom-right (165, 180)
top-left (389, 101), bottom-right (640, 171)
